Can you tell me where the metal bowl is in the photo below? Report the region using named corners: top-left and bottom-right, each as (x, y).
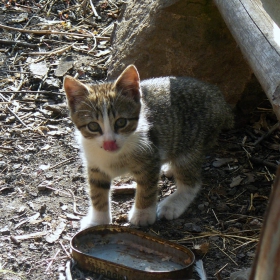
top-left (71, 225), bottom-right (194, 280)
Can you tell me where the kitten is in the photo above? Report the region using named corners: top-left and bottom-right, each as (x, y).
top-left (63, 65), bottom-right (233, 229)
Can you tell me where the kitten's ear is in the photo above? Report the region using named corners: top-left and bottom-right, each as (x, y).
top-left (63, 76), bottom-right (89, 111)
top-left (114, 65), bottom-right (141, 102)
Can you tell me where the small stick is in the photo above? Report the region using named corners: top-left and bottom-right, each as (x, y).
top-left (21, 44), bottom-right (72, 56)
top-left (48, 157), bottom-right (75, 170)
top-left (253, 122), bottom-right (279, 146)
top-left (212, 209), bottom-right (220, 224)
top-left (0, 39), bottom-right (39, 48)
top-left (0, 146), bottom-right (14, 151)
top-left (89, 0), bottom-right (100, 18)
top-left (0, 90), bottom-right (65, 96)
top-left (59, 241), bottom-right (72, 258)
top-left (0, 23), bottom-right (93, 38)
top-left (45, 249), bottom-right (61, 272)
top-left (233, 240), bottom-right (256, 251)
top-left (65, 260), bottom-right (73, 280)
top-left (68, 189), bottom-right (85, 216)
top-left (35, 256), bottom-right (68, 264)
top-left (213, 243), bottom-right (238, 266)
top-left (6, 106), bottom-right (28, 127)
top-left (214, 263), bottom-right (228, 278)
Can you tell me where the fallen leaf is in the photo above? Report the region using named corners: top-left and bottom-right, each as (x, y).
top-left (13, 231), bottom-right (48, 240)
top-left (45, 221), bottom-right (66, 243)
top-left (55, 56), bottom-right (73, 77)
top-left (30, 62), bottom-right (49, 76)
top-left (38, 164), bottom-right (50, 171)
top-left (230, 175), bottom-right (244, 188)
top-left (47, 130), bottom-right (66, 136)
top-left (41, 144), bottom-right (51, 151)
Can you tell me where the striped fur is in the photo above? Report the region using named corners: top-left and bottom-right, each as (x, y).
top-left (64, 65), bottom-right (233, 229)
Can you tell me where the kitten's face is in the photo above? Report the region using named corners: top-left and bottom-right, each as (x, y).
top-left (64, 65), bottom-right (141, 152)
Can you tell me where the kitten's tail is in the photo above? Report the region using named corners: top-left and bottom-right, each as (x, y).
top-left (194, 259), bottom-right (207, 280)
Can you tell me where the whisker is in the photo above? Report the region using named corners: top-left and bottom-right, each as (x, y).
top-left (86, 96), bottom-right (97, 111)
top-left (80, 100), bottom-right (94, 109)
top-left (76, 110), bottom-right (92, 113)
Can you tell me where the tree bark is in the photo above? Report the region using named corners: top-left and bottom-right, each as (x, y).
top-left (249, 166), bottom-right (280, 280)
top-left (213, 0), bottom-right (280, 121)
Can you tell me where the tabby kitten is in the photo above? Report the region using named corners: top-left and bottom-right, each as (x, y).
top-left (64, 65), bottom-right (233, 229)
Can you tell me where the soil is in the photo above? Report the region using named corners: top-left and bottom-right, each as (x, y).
top-left (0, 1), bottom-right (279, 280)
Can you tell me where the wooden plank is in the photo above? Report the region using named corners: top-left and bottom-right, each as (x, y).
top-left (249, 166), bottom-right (280, 280)
top-left (213, 0), bottom-right (280, 121)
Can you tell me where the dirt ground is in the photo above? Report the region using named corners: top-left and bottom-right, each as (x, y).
top-left (0, 1), bottom-right (279, 280)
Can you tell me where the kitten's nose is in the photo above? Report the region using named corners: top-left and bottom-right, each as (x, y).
top-left (103, 141), bottom-right (118, 152)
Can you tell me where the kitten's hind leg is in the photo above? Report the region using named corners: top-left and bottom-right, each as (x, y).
top-left (80, 167), bottom-right (112, 230)
top-left (157, 155), bottom-right (202, 220)
top-left (161, 163), bottom-right (173, 178)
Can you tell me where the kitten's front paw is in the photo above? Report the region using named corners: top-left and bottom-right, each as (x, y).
top-left (129, 205), bottom-right (156, 226)
top-left (80, 207), bottom-right (111, 230)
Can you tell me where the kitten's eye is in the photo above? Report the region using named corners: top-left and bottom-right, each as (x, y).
top-left (115, 118), bottom-right (127, 129)
top-left (87, 122), bottom-right (100, 132)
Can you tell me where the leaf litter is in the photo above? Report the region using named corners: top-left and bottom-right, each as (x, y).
top-left (0, 0), bottom-right (279, 279)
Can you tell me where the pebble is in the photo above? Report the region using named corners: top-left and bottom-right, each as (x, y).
top-left (198, 204), bottom-right (205, 211)
top-left (0, 226), bottom-right (10, 235)
top-left (45, 172), bottom-right (54, 180)
top-left (183, 223), bottom-right (202, 233)
top-left (216, 202), bottom-right (229, 212)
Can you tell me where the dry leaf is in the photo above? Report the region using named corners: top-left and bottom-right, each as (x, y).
top-left (45, 221), bottom-right (66, 243)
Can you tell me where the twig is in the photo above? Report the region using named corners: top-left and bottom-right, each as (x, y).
top-left (212, 209), bottom-right (220, 224)
top-left (6, 106), bottom-right (28, 127)
top-left (213, 243), bottom-right (238, 266)
top-left (0, 146), bottom-right (14, 151)
top-left (253, 122), bottom-right (279, 146)
top-left (59, 241), bottom-right (72, 258)
top-left (0, 39), bottom-right (39, 48)
top-left (214, 263), bottom-right (228, 278)
top-left (48, 157), bottom-right (75, 170)
top-left (22, 44), bottom-right (72, 56)
top-left (35, 256), bottom-right (68, 264)
top-left (0, 90), bottom-right (65, 96)
top-left (45, 249), bottom-right (61, 272)
top-left (233, 240), bottom-right (256, 251)
top-left (68, 189), bottom-right (85, 216)
top-left (0, 23), bottom-right (93, 38)
top-left (89, 0), bottom-right (100, 18)
top-left (65, 260), bottom-right (73, 280)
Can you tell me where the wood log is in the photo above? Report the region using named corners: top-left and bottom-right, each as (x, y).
top-left (213, 0), bottom-right (280, 121)
top-left (249, 166), bottom-right (280, 280)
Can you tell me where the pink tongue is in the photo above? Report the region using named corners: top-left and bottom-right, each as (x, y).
top-left (103, 141), bottom-right (118, 152)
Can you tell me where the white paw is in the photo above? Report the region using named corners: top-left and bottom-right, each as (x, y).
top-left (80, 207), bottom-right (111, 230)
top-left (161, 163), bottom-right (173, 178)
top-left (129, 205), bottom-right (156, 226)
top-left (157, 196), bottom-right (185, 220)
top-left (157, 189), bottom-right (197, 220)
